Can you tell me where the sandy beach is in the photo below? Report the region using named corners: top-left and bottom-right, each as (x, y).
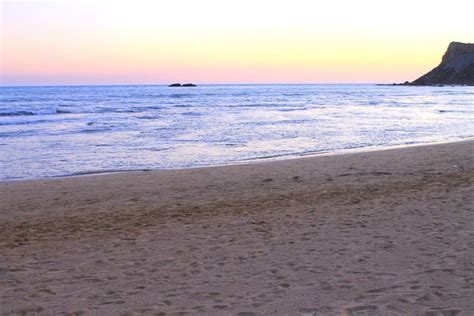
top-left (0, 140), bottom-right (473, 315)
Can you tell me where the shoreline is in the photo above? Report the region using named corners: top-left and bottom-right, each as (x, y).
top-left (3, 137), bottom-right (473, 183)
top-left (1, 140), bottom-right (473, 314)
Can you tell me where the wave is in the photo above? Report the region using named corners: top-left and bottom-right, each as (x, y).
top-left (56, 109), bottom-right (72, 114)
top-left (0, 111), bottom-right (35, 117)
top-left (0, 130), bottom-right (36, 138)
top-left (438, 109), bottom-right (474, 113)
top-left (170, 94), bottom-right (193, 98)
top-left (277, 107), bottom-right (307, 112)
top-left (1, 109), bottom-right (81, 116)
top-left (0, 97), bottom-right (52, 102)
top-left (181, 111), bottom-right (203, 116)
top-left (282, 93), bottom-right (303, 96)
top-left (0, 119), bottom-right (51, 126)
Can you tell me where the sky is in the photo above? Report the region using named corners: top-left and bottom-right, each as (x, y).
top-left (1, 0), bottom-right (473, 85)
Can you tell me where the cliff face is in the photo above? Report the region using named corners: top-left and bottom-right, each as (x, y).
top-left (412, 42), bottom-right (474, 85)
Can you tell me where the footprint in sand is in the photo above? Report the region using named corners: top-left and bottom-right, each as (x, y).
top-left (342, 305), bottom-right (378, 316)
top-left (298, 307), bottom-right (319, 315)
top-left (424, 308), bottom-right (462, 316)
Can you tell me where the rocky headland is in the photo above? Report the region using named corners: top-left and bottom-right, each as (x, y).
top-left (409, 42), bottom-right (474, 85)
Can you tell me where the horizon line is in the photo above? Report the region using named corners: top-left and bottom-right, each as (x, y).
top-left (0, 82), bottom-right (397, 88)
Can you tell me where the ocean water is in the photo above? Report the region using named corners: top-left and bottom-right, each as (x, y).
top-left (0, 84), bottom-right (473, 181)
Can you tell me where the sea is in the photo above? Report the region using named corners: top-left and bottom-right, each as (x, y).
top-left (0, 84), bottom-right (473, 181)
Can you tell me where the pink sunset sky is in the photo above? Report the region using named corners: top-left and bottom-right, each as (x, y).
top-left (1, 0), bottom-right (472, 85)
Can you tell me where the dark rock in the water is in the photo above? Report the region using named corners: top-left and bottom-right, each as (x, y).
top-left (411, 42), bottom-right (474, 85)
top-left (168, 83), bottom-right (197, 87)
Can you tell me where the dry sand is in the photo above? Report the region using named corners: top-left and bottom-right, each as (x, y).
top-left (0, 141), bottom-right (473, 315)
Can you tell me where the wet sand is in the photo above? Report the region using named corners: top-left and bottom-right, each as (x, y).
top-left (1, 140), bottom-right (473, 315)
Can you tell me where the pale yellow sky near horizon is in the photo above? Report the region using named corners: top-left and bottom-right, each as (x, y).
top-left (1, 0), bottom-right (473, 85)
